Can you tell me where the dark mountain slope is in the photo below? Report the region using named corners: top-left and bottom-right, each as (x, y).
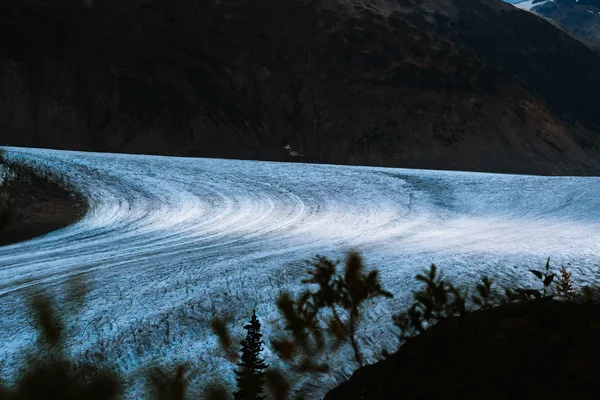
top-left (324, 300), bottom-right (600, 400)
top-left (530, 0), bottom-right (600, 49)
top-left (400, 0), bottom-right (600, 131)
top-left (1, 0), bottom-right (600, 174)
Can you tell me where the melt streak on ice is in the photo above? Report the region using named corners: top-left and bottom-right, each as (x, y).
top-left (1, 147), bottom-right (599, 397)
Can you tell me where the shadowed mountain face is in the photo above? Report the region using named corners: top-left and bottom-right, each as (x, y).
top-left (1, 0), bottom-right (600, 174)
top-left (529, 0), bottom-right (600, 49)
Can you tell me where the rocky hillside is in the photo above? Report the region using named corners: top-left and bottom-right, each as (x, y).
top-left (0, 160), bottom-right (87, 246)
top-left (2, 0), bottom-right (600, 174)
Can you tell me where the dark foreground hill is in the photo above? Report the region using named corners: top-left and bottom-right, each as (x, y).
top-left (325, 300), bottom-right (600, 400)
top-left (2, 0), bottom-right (600, 174)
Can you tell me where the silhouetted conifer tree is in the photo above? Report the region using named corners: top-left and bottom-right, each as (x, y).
top-left (0, 149), bottom-right (10, 229)
top-left (234, 309), bottom-right (268, 400)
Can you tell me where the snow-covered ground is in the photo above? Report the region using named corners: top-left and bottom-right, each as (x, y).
top-left (1, 147), bottom-right (600, 398)
top-left (512, 0), bottom-right (553, 11)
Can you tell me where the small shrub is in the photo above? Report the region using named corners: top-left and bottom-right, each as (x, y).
top-left (272, 252), bottom-right (393, 369)
top-left (528, 257), bottom-right (555, 299)
top-left (0, 281), bottom-right (120, 400)
top-left (502, 287), bottom-right (541, 303)
top-left (147, 364), bottom-right (188, 400)
top-left (471, 275), bottom-right (495, 310)
top-left (580, 285), bottom-right (600, 305)
top-left (555, 266), bottom-right (577, 302)
top-left (393, 264), bottom-right (468, 341)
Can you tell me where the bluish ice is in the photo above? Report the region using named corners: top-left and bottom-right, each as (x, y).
top-left (1, 147), bottom-right (599, 398)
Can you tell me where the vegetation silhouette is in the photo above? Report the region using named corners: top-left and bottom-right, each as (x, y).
top-left (0, 282), bottom-right (120, 400)
top-left (393, 264), bottom-right (468, 341)
top-left (555, 265), bottom-right (577, 302)
top-left (0, 236), bottom-right (599, 399)
top-left (471, 275), bottom-right (496, 310)
top-left (0, 175), bottom-right (118, 399)
top-left (326, 258), bottom-right (600, 400)
top-left (154, 255), bottom-right (600, 399)
top-left (146, 364), bottom-right (192, 400)
top-left (0, 150), bottom-right (11, 229)
top-left (210, 252), bottom-right (393, 400)
top-left (234, 309), bottom-right (268, 400)
top-left (529, 257), bottom-right (556, 299)
top-left (272, 252), bottom-right (392, 369)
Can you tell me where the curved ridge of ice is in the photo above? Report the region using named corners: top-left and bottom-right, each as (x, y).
top-left (1, 147), bottom-right (599, 397)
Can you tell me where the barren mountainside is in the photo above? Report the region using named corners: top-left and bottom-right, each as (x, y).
top-left (530, 0), bottom-right (600, 49)
top-left (1, 0), bottom-right (600, 174)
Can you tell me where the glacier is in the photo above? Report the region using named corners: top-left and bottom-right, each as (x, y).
top-left (0, 146), bottom-right (599, 397)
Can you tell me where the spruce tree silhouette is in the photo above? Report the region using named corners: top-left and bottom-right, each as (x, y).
top-left (0, 149), bottom-right (10, 229)
top-left (234, 309), bottom-right (268, 400)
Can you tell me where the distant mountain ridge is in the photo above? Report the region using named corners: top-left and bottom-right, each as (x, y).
top-left (1, 0), bottom-right (600, 175)
top-left (522, 0), bottom-right (600, 48)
